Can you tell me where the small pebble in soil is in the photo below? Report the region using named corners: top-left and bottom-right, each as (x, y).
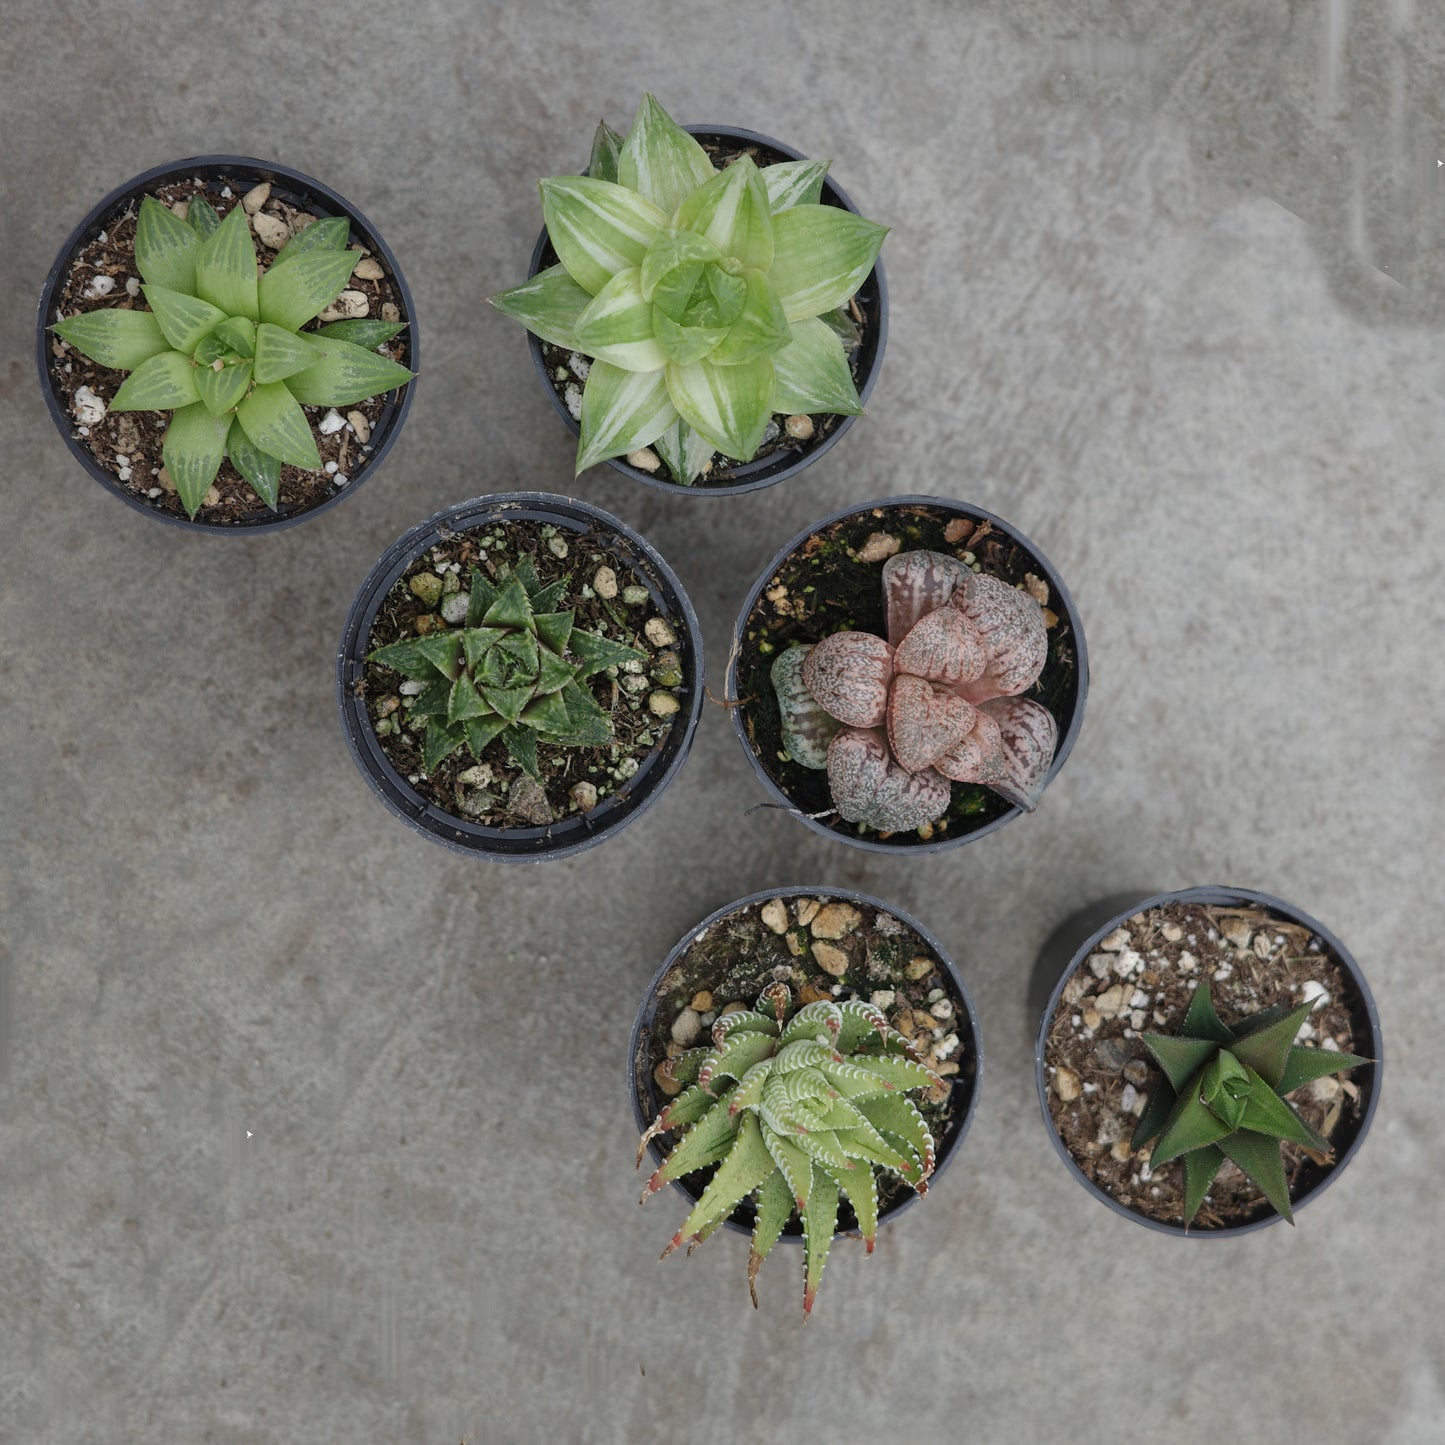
top-left (856, 531), bottom-right (900, 563)
top-left (653, 1061), bottom-right (683, 1097)
top-left (410, 573), bottom-right (443, 607)
top-left (905, 956), bottom-right (933, 980)
top-left (812, 941), bottom-right (850, 977)
top-left (761, 899), bottom-right (788, 934)
top-left (82, 274), bottom-right (116, 299)
top-left (508, 775), bottom-right (553, 825)
top-left (1300, 980), bottom-right (1329, 1009)
top-left (650, 651), bottom-right (683, 687)
top-left (1161, 923), bottom-right (1183, 942)
top-left (324, 461), bottom-right (339, 474)
top-left (690, 991), bottom-right (713, 1012)
top-left (569, 781), bottom-right (598, 813)
top-left (671, 1008), bottom-right (702, 1046)
top-left (563, 384), bottom-right (582, 419)
top-left (943, 518), bottom-right (975, 544)
top-left (593, 566), bottom-right (618, 599)
top-left (1088, 953), bottom-right (1111, 979)
top-left (1120, 1083), bottom-right (1142, 1115)
top-left (621, 585), bottom-right (649, 605)
top-left (647, 691), bottom-right (679, 717)
top-left (1095, 984), bottom-right (1127, 1017)
top-left (1054, 1066), bottom-right (1082, 1102)
top-left (319, 409), bottom-right (346, 435)
top-left (784, 413), bottom-right (814, 439)
top-left (1100, 927), bottom-right (1130, 952)
top-left (1024, 573), bottom-right (1049, 605)
top-left (251, 211), bottom-right (290, 250)
top-left (1122, 1059), bottom-right (1149, 1085)
top-left (352, 256), bottom-right (385, 281)
top-left (810, 903), bottom-right (860, 939)
top-left (242, 182), bottom-right (271, 213)
top-left (870, 990), bottom-right (896, 1009)
top-left (930, 998), bottom-right (954, 1020)
top-left (644, 618), bottom-right (675, 648)
top-left (399, 679), bottom-right (427, 696)
top-left (440, 593), bottom-right (469, 624)
top-left (627, 447), bottom-right (661, 471)
top-left (457, 764), bottom-right (492, 787)
top-left (1083, 1008), bottom-right (1102, 1030)
top-left (125, 277), bottom-right (140, 297)
top-left (348, 411), bottom-right (371, 443)
top-left (547, 536), bottom-right (569, 559)
top-left (73, 386), bottom-right (106, 425)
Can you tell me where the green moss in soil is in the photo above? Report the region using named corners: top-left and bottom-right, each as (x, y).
top-left (635, 894), bottom-right (976, 1233)
top-left (1043, 900), bottom-right (1369, 1230)
top-left (364, 517), bottom-right (690, 828)
top-left (736, 504), bottom-right (1080, 845)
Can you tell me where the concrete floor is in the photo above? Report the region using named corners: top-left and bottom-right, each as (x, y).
top-left (4, 2), bottom-right (1443, 1441)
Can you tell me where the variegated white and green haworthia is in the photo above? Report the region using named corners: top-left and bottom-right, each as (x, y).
top-left (490, 95), bottom-right (888, 484)
top-left (638, 982), bottom-right (942, 1319)
top-left (52, 194), bottom-right (413, 516)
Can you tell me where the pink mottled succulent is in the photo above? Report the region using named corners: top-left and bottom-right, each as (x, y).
top-left (771, 550), bottom-right (1058, 833)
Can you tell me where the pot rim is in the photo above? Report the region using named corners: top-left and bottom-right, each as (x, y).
top-left (1033, 884), bottom-right (1384, 1237)
top-left (727, 493), bottom-right (1089, 854)
top-left (522, 122), bottom-right (888, 496)
top-left (336, 491), bottom-right (704, 862)
top-left (628, 883), bottom-right (984, 1240)
top-left (36, 153), bottom-right (418, 535)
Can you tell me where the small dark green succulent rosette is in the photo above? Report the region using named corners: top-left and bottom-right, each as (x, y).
top-left (495, 97), bottom-right (888, 494)
top-left (1034, 887), bottom-right (1382, 1236)
top-left (630, 887), bottom-right (982, 1317)
top-left (729, 496), bottom-right (1087, 854)
top-left (37, 156), bottom-right (416, 534)
top-left (337, 493), bottom-right (703, 862)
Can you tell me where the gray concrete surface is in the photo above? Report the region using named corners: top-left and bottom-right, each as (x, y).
top-left (3, 2), bottom-right (1443, 1441)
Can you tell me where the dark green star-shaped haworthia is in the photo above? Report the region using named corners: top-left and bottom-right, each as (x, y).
top-left (368, 559), bottom-right (647, 782)
top-left (1132, 982), bottom-right (1369, 1226)
top-left (53, 194), bottom-right (413, 516)
top-left (638, 982), bottom-right (944, 1319)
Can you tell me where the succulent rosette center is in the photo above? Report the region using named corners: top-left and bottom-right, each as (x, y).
top-left (771, 549), bottom-right (1060, 834)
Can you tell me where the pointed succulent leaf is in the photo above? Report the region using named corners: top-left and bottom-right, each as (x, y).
top-left (618, 94), bottom-right (715, 215)
top-left (568, 628), bottom-right (648, 678)
top-left (769, 204), bottom-right (886, 322)
top-left (422, 719), bottom-right (467, 773)
top-left (252, 322), bottom-right (318, 385)
top-left (976, 698), bottom-right (1057, 811)
top-left (771, 1040), bottom-right (843, 1077)
top-left (489, 263), bottom-right (593, 350)
top-left (52, 308), bottom-right (171, 370)
top-left (762, 1128), bottom-right (814, 1212)
top-left (258, 247), bottom-right (356, 329)
top-left (109, 350), bottom-right (201, 412)
top-left (639, 229), bottom-right (720, 304)
top-left (1141, 1033), bottom-right (1219, 1093)
top-left (480, 573), bottom-right (533, 630)
top-left (368, 633), bottom-right (462, 682)
top-left (834, 1000), bottom-right (890, 1054)
top-left (651, 308), bottom-right (728, 367)
top-left (768, 314), bottom-right (862, 413)
top-left (576, 360), bottom-right (676, 472)
top-left (282, 335), bottom-right (412, 407)
top-left (1182, 1144), bottom-right (1227, 1224)
top-left (540, 175), bottom-right (668, 296)
top-left (836, 1129), bottom-right (922, 1184)
top-left (748, 1169), bottom-right (794, 1308)
top-left (1151, 1078), bottom-right (1236, 1168)
top-left (134, 196), bottom-right (201, 292)
top-left (141, 283), bottom-right (228, 353)
top-left (500, 725), bottom-right (542, 780)
top-left (574, 267), bottom-right (669, 372)
top-left (801, 631), bottom-right (893, 728)
top-left (548, 681), bottom-right (613, 747)
top-left (790, 1128), bottom-right (860, 1173)
top-left (186, 195), bottom-right (220, 238)
top-left (887, 675), bottom-right (977, 774)
top-left (1181, 982), bottom-right (1234, 1046)
top-left (674, 155), bottom-right (774, 271)
top-left (669, 1112), bottom-right (775, 1252)
top-left (162, 402), bottom-right (229, 516)
top-left (225, 415), bottom-right (281, 508)
top-left (532, 608), bottom-right (574, 654)
top-left (315, 317), bottom-right (407, 349)
top-left (882, 550), bottom-right (972, 648)
top-left (534, 648), bottom-right (579, 697)
top-left (236, 380), bottom-right (320, 469)
top-left (763, 157), bottom-right (831, 213)
top-left (1229, 1003), bottom-right (1315, 1089)
top-left (728, 1059), bottom-right (775, 1118)
top-left (211, 316), bottom-right (256, 357)
top-left (193, 205), bottom-right (258, 321)
top-left (273, 215), bottom-right (351, 265)
top-left (823, 1158), bottom-right (878, 1252)
top-left (652, 416), bottom-right (714, 485)
top-left (466, 570), bottom-right (501, 626)
top-left (895, 606), bottom-right (987, 687)
top-left (665, 353), bottom-right (774, 460)
top-left (849, 1053), bottom-right (941, 1092)
top-left (447, 671), bottom-right (490, 725)
top-left (461, 713), bottom-right (508, 759)
top-left (410, 679), bottom-right (452, 720)
top-left (1277, 1045), bottom-right (1371, 1096)
top-left (455, 627), bottom-right (504, 669)
top-left (1131, 1080), bottom-right (1176, 1150)
top-left (643, 1086), bottom-right (740, 1196)
top-left (855, 1094), bottom-right (937, 1178)
top-left (800, 1165), bottom-right (839, 1320)
top-left (1235, 1067), bottom-right (1330, 1152)
top-left (662, 1049), bottom-right (710, 1088)
top-left (589, 117), bottom-right (626, 185)
top-left (1200, 1052), bottom-right (1251, 1130)
top-left (706, 269), bottom-right (792, 368)
top-left (713, 1009), bottom-right (780, 1047)
top-left (697, 1028), bottom-right (778, 1094)
top-left (771, 645), bottom-right (839, 769)
top-left (480, 684), bottom-right (534, 726)
top-left (779, 1001), bottom-right (843, 1048)
top-left (952, 573), bottom-right (1049, 703)
top-left (817, 1058), bottom-right (898, 1103)
top-left (194, 357), bottom-right (253, 418)
top-left (1217, 1130), bottom-right (1295, 1223)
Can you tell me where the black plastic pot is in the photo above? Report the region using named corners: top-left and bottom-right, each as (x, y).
top-left (728, 495), bottom-right (1088, 854)
top-left (337, 492), bottom-right (703, 861)
top-left (629, 886), bottom-right (982, 1241)
top-left (1034, 886), bottom-right (1383, 1236)
top-left (37, 155), bottom-right (417, 535)
top-left (523, 124), bottom-right (888, 495)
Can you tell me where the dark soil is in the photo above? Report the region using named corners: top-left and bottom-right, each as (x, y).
top-left (1042, 899), bottom-right (1371, 1230)
top-left (735, 503), bottom-right (1080, 845)
top-left (45, 171), bottom-right (412, 526)
top-left (633, 892), bottom-right (978, 1236)
top-left (363, 517), bottom-right (690, 828)
top-left (532, 134), bottom-right (879, 488)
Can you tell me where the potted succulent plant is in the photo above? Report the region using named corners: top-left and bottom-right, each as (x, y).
top-left (337, 493), bottom-right (703, 861)
top-left (1035, 886), bottom-right (1381, 1234)
top-left (489, 95), bottom-right (887, 493)
top-left (38, 156), bottom-right (416, 532)
top-left (631, 886), bottom-right (981, 1317)
top-left (729, 495), bottom-right (1087, 852)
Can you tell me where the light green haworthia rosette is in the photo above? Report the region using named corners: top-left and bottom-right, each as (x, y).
top-left (490, 95), bottom-right (888, 483)
top-left (1131, 983), bottom-right (1370, 1226)
top-left (638, 983), bottom-right (942, 1318)
top-left (367, 559), bottom-right (647, 781)
top-left (52, 195), bottom-right (412, 516)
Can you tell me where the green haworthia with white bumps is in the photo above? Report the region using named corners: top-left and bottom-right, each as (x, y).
top-left (638, 982), bottom-right (942, 1318)
top-left (52, 193), bottom-right (413, 516)
top-left (1132, 982), bottom-right (1369, 1226)
top-left (490, 95), bottom-right (888, 483)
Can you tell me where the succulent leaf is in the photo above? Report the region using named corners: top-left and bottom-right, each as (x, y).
top-left (252, 323), bottom-right (317, 385)
top-left (540, 175), bottom-right (668, 297)
top-left (834, 1000), bottom-right (890, 1054)
top-left (768, 314), bottom-right (860, 413)
top-left (763, 158), bottom-right (831, 213)
top-left (52, 309), bottom-right (171, 371)
top-left (1217, 1129), bottom-right (1295, 1223)
top-left (778, 1001), bottom-right (844, 1048)
top-left (315, 317), bottom-right (407, 349)
top-left (802, 632), bottom-right (894, 728)
top-left (257, 247), bottom-right (356, 331)
top-left (489, 263), bottom-right (592, 350)
top-left (706, 269), bottom-right (792, 368)
top-left (1142, 1033), bottom-right (1218, 1092)
top-left (951, 574), bottom-right (1048, 703)
top-left (236, 380), bottom-right (321, 469)
top-left (134, 195), bottom-right (200, 293)
top-left (769, 204), bottom-right (887, 322)
top-left (771, 645), bottom-right (840, 770)
top-left (886, 675), bottom-right (977, 774)
top-left (576, 361), bottom-right (676, 472)
top-left (194, 356), bottom-right (254, 418)
top-left (670, 1112), bottom-right (775, 1254)
top-left (141, 283), bottom-right (229, 353)
top-left (651, 416), bottom-right (715, 487)
top-left (162, 402), bottom-right (229, 516)
top-left (109, 350), bottom-right (201, 413)
top-left (1228, 1003), bottom-right (1316, 1089)
top-left (574, 267), bottom-right (669, 372)
top-left (882, 550), bottom-right (972, 648)
top-left (893, 606), bottom-right (987, 688)
top-left (225, 416), bottom-right (281, 508)
top-left (975, 697), bottom-right (1058, 811)
top-left (665, 356), bottom-right (775, 460)
top-left (748, 1169), bottom-right (794, 1307)
top-left (1182, 1144), bottom-right (1227, 1223)
top-left (281, 334), bottom-right (412, 407)
top-left (618, 94), bottom-right (715, 215)
top-left (186, 195), bottom-right (220, 238)
top-left (272, 215), bottom-right (350, 264)
top-left (800, 1166), bottom-right (839, 1321)
top-left (212, 316), bottom-right (257, 357)
top-left (673, 155), bottom-right (775, 272)
top-left (194, 204), bottom-right (259, 322)
top-left (1277, 1045), bottom-right (1370, 1095)
top-left (589, 118), bottom-right (626, 186)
